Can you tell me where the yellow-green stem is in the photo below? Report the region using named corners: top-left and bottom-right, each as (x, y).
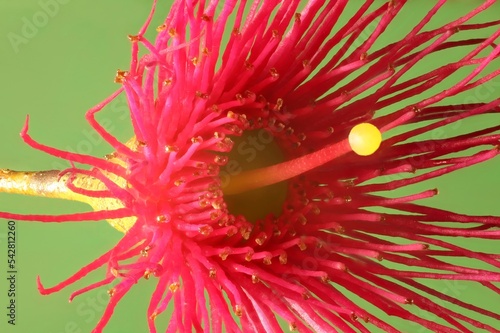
top-left (0, 169), bottom-right (86, 201)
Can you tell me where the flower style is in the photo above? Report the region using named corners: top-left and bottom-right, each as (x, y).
top-left (2, 0), bottom-right (500, 332)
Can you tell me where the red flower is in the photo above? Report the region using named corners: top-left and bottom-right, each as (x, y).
top-left (1, 0), bottom-right (500, 332)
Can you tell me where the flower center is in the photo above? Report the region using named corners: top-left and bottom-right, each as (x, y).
top-left (221, 129), bottom-right (288, 222)
top-left (221, 123), bottom-right (382, 222)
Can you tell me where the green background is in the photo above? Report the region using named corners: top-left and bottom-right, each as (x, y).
top-left (0, 1), bottom-right (499, 332)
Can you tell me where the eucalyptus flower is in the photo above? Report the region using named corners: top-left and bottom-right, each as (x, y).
top-left (1, 0), bottom-right (500, 332)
